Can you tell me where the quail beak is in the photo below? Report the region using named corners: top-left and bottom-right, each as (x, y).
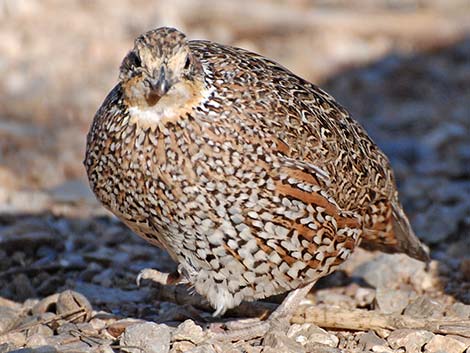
top-left (146, 67), bottom-right (171, 106)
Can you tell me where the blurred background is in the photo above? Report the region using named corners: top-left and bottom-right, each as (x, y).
top-left (0, 0), bottom-right (468, 195)
top-left (0, 0), bottom-right (469, 310)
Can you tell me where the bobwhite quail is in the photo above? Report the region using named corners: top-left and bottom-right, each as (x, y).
top-left (85, 27), bottom-right (429, 338)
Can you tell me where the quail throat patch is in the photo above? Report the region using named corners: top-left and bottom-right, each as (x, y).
top-left (145, 91), bottom-right (162, 106)
top-left (128, 78), bottom-right (209, 129)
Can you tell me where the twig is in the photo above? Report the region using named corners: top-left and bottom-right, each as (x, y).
top-left (146, 283), bottom-right (470, 337)
top-left (292, 306), bottom-right (470, 338)
top-left (0, 307), bottom-right (87, 337)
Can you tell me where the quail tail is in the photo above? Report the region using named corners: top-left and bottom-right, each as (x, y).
top-left (361, 200), bottom-right (430, 263)
top-left (390, 202), bottom-right (430, 262)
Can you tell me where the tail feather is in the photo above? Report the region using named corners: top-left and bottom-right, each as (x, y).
top-left (390, 203), bottom-right (430, 262)
top-left (360, 199), bottom-right (430, 263)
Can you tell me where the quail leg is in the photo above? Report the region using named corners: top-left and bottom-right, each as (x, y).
top-left (136, 264), bottom-right (188, 286)
top-left (210, 281), bottom-right (317, 341)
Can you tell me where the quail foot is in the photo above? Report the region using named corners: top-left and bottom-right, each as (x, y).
top-left (85, 27), bottom-right (429, 340)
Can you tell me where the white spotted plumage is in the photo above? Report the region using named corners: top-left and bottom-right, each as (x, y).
top-left (85, 27), bottom-right (429, 316)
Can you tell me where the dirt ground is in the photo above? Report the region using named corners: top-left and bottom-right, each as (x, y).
top-left (0, 1), bottom-right (469, 352)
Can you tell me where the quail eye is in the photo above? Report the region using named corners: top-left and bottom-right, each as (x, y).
top-left (129, 52), bottom-right (142, 68)
top-left (119, 51), bottom-right (143, 79)
top-left (184, 55), bottom-right (191, 70)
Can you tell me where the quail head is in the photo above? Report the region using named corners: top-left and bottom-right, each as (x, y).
top-left (85, 27), bottom-right (429, 334)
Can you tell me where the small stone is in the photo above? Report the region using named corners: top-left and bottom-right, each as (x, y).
top-left (287, 323), bottom-right (339, 348)
top-left (40, 333), bottom-right (82, 348)
top-left (302, 344), bottom-right (341, 353)
top-left (418, 265), bottom-right (440, 291)
top-left (57, 290), bottom-right (93, 323)
top-left (354, 287), bottom-right (376, 307)
top-left (120, 322), bottom-right (171, 353)
top-left (287, 324), bottom-right (339, 347)
top-left (93, 346), bottom-right (115, 353)
top-left (387, 329), bottom-right (434, 353)
top-left (425, 334), bottom-right (468, 353)
top-left (358, 331), bottom-right (387, 351)
top-left (0, 306), bottom-right (19, 334)
top-left (38, 312), bottom-right (57, 324)
top-left (0, 297), bottom-right (22, 310)
top-left (56, 322), bottom-right (78, 336)
top-left (76, 321), bottom-right (98, 332)
top-left (239, 345), bottom-right (262, 353)
top-left (212, 342), bottom-right (242, 353)
top-left (26, 324), bottom-right (54, 338)
top-left (52, 340), bottom-right (93, 353)
top-left (23, 299), bottom-right (40, 312)
top-left (447, 302), bottom-right (470, 319)
top-left (372, 346), bottom-right (395, 353)
top-left (172, 319), bottom-right (206, 344)
top-left (24, 333), bottom-right (48, 348)
top-left (264, 330), bottom-right (306, 353)
top-left (106, 319), bottom-right (146, 338)
top-left (185, 344), bottom-right (217, 353)
top-left (288, 324), bottom-right (309, 344)
top-left (0, 331), bottom-right (26, 347)
top-left (404, 296), bottom-right (443, 318)
top-left (0, 343), bottom-right (15, 353)
top-left (260, 348), bottom-right (278, 353)
top-left (354, 254), bottom-right (426, 290)
top-left (89, 317), bottom-right (107, 331)
top-left (448, 336), bottom-right (470, 350)
top-left (170, 341), bottom-right (195, 353)
top-left (32, 294), bottom-right (60, 315)
top-left (315, 291), bottom-right (356, 309)
top-left (376, 287), bottom-right (415, 314)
